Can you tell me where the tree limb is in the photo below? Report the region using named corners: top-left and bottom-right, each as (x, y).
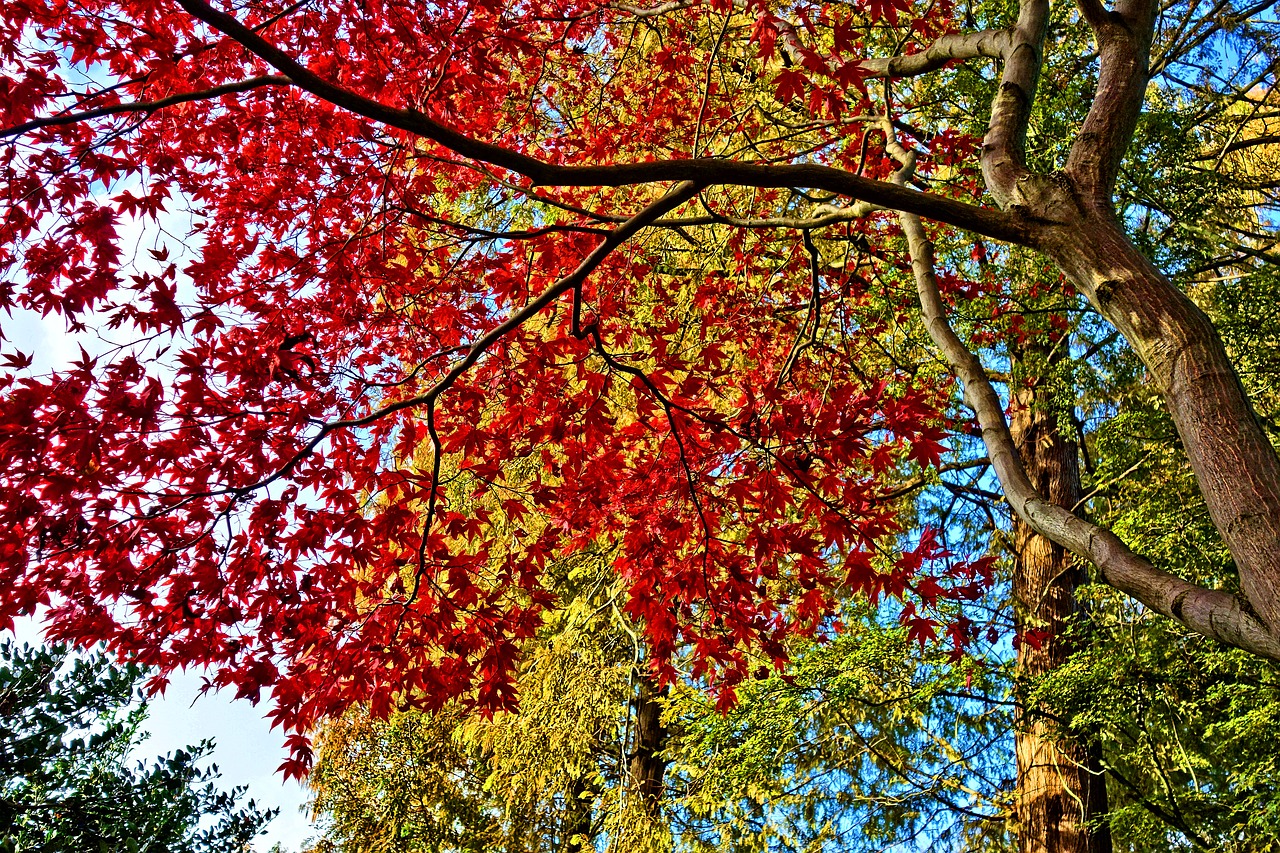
top-left (860, 29), bottom-right (1012, 78)
top-left (899, 212), bottom-right (1280, 662)
top-left (0, 76), bottom-right (292, 140)
top-left (981, 0), bottom-right (1050, 205)
top-left (173, 0), bottom-right (1035, 246)
top-left (1065, 0), bottom-right (1158, 202)
top-left (1194, 133), bottom-right (1280, 161)
top-left (1074, 0), bottom-right (1110, 33)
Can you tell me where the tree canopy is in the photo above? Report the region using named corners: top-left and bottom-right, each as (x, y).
top-left (1, 0), bottom-right (1279, 797)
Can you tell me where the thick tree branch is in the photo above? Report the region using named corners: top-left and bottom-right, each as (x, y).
top-left (860, 29), bottom-right (1012, 78)
top-left (173, 0), bottom-right (1034, 246)
top-left (1045, 218), bottom-right (1280, 640)
top-left (1074, 0), bottom-right (1110, 32)
top-left (875, 109), bottom-right (1280, 660)
top-left (1065, 0), bottom-right (1157, 203)
top-left (671, 199), bottom-right (881, 229)
top-left (981, 0), bottom-right (1050, 205)
top-left (900, 213), bottom-right (1280, 661)
top-left (611, 0), bottom-right (694, 16)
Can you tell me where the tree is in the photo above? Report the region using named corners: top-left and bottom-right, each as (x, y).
top-left (0, 639), bottom-right (275, 852)
top-left (304, 561), bottom-right (1014, 853)
top-left (305, 550), bottom-right (650, 853)
top-left (1, 0), bottom-right (1278, 813)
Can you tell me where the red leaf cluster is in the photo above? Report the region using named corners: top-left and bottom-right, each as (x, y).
top-left (0, 0), bottom-right (992, 775)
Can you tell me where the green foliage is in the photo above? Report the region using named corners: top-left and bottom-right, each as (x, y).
top-left (307, 587), bottom-right (1018, 853)
top-left (1202, 265), bottom-right (1280, 431)
top-left (664, 608), bottom-right (1013, 853)
top-left (1066, 351), bottom-right (1280, 851)
top-left (1036, 600), bottom-right (1280, 852)
top-left (0, 640), bottom-right (275, 853)
top-left (305, 705), bottom-right (496, 853)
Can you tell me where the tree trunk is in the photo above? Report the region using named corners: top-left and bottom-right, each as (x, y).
top-left (627, 679), bottom-right (668, 818)
top-left (563, 774), bottom-right (596, 853)
top-left (971, 0), bottom-right (1280, 657)
top-left (1009, 342), bottom-right (1111, 853)
top-left (1043, 208), bottom-right (1280, 640)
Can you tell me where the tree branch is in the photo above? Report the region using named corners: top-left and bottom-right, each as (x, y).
top-left (981, 0), bottom-right (1051, 205)
top-left (173, 0), bottom-right (1034, 246)
top-left (1065, 0), bottom-right (1158, 203)
top-left (1194, 133), bottom-right (1280, 161)
top-left (870, 109), bottom-right (1280, 659)
top-left (877, 458), bottom-right (992, 502)
top-left (899, 212), bottom-right (1280, 662)
top-left (174, 181), bottom-right (703, 508)
top-left (860, 29), bottom-right (1012, 78)
top-left (1074, 0), bottom-right (1110, 32)
top-left (611, 0), bottom-right (694, 16)
top-left (1, 76), bottom-right (291, 140)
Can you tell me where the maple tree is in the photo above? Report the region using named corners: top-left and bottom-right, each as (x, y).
top-left (2, 0), bottom-right (1279, 802)
top-left (300, 41), bottom-right (1280, 852)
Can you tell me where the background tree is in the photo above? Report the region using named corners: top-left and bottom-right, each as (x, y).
top-left (306, 551), bottom-right (672, 853)
top-left (0, 639), bottom-right (276, 853)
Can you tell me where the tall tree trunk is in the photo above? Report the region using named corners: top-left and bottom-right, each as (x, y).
top-left (627, 678), bottom-right (669, 818)
top-left (1046, 213), bottom-right (1280, 639)
top-left (1009, 343), bottom-right (1111, 853)
top-left (563, 774), bottom-right (596, 853)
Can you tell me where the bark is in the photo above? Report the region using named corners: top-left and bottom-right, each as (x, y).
top-left (1009, 345), bottom-right (1111, 853)
top-left (937, 0), bottom-right (1280, 659)
top-left (172, 0), bottom-right (1037, 246)
top-left (563, 775), bottom-right (596, 853)
top-left (627, 679), bottom-right (669, 818)
top-left (860, 29), bottom-right (1013, 78)
top-left (1043, 212), bottom-right (1280, 640)
top-left (981, 0), bottom-right (1051, 205)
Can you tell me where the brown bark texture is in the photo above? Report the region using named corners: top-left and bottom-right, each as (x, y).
top-left (1047, 214), bottom-right (1280, 638)
top-left (1009, 349), bottom-right (1111, 853)
top-left (627, 679), bottom-right (669, 818)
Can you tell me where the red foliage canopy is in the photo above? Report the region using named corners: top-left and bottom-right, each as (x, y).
top-left (0, 0), bottom-right (997, 776)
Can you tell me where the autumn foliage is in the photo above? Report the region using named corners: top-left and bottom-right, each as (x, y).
top-left (11, 0), bottom-right (1261, 787)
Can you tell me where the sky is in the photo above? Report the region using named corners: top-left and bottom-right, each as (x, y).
top-left (125, 666), bottom-right (315, 852)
